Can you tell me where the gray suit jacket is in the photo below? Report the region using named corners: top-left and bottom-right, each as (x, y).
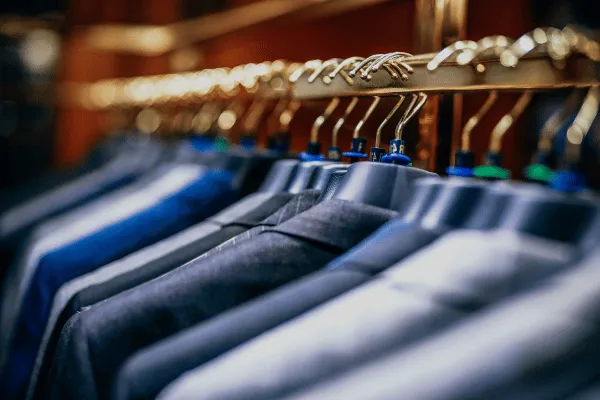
top-left (158, 230), bottom-right (578, 400)
top-left (283, 248), bottom-right (600, 400)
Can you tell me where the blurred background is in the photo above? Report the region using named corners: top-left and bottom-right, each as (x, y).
top-left (0, 0), bottom-right (598, 193)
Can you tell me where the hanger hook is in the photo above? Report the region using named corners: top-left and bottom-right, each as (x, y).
top-left (192, 101), bottom-right (221, 134)
top-left (456, 36), bottom-right (515, 68)
top-left (242, 98), bottom-right (267, 133)
top-left (380, 55), bottom-right (414, 81)
top-left (370, 52), bottom-right (412, 73)
top-left (395, 93), bottom-right (428, 141)
top-left (564, 85), bottom-right (600, 165)
top-left (308, 59), bottom-right (340, 83)
top-left (308, 59), bottom-right (354, 85)
top-left (461, 91), bottom-right (499, 151)
top-left (267, 98), bottom-right (290, 134)
top-left (349, 54), bottom-right (383, 78)
top-left (328, 57), bottom-right (363, 79)
top-left (374, 96), bottom-right (405, 148)
top-left (427, 40), bottom-right (478, 71)
top-left (332, 97), bottom-right (359, 147)
top-left (500, 27), bottom-right (571, 68)
top-left (310, 97), bottom-right (340, 144)
top-left (279, 99), bottom-right (301, 132)
top-left (362, 52), bottom-right (413, 81)
top-left (489, 91), bottom-right (534, 153)
top-left (562, 25), bottom-right (600, 61)
top-left (326, 55), bottom-right (398, 83)
top-left (216, 99), bottom-right (246, 138)
top-left (353, 96), bottom-right (381, 141)
top-left (289, 60), bottom-right (323, 83)
top-left (537, 90), bottom-right (585, 154)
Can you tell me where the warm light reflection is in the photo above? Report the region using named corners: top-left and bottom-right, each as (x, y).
top-left (170, 47), bottom-right (201, 72)
top-left (174, 110), bottom-right (195, 133)
top-left (218, 110), bottom-right (237, 130)
top-left (533, 28), bottom-right (548, 45)
top-left (456, 50), bottom-right (473, 65)
top-left (427, 41), bottom-right (477, 71)
top-left (81, 60), bottom-right (290, 109)
top-left (566, 125), bottom-right (584, 145)
top-left (500, 52), bottom-right (518, 67)
top-left (192, 106), bottom-right (217, 133)
top-left (136, 108), bottom-right (162, 133)
top-left (87, 26), bottom-right (175, 55)
top-left (500, 27), bottom-right (581, 67)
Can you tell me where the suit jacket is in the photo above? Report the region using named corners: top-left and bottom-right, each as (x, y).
top-left (0, 163), bottom-right (185, 376)
top-left (25, 190), bottom-right (303, 400)
top-left (566, 383), bottom-right (600, 400)
top-left (282, 248), bottom-right (600, 400)
top-left (157, 230), bottom-right (578, 400)
top-left (42, 199), bottom-right (397, 400)
top-left (0, 132), bottom-right (140, 214)
top-left (111, 218), bottom-right (447, 400)
top-left (2, 167), bottom-right (237, 400)
top-left (0, 139), bottom-right (164, 246)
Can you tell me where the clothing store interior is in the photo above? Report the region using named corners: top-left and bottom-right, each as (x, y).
top-left (1, 0), bottom-right (600, 399)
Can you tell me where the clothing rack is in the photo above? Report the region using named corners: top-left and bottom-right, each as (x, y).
top-left (4, 5), bottom-right (600, 398)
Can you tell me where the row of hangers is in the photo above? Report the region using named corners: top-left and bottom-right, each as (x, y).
top-left (75, 26), bottom-right (600, 195)
top-left (288, 26), bottom-right (599, 190)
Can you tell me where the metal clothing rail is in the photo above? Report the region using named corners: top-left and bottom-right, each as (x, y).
top-left (291, 28), bottom-right (600, 99)
top-left (66, 27), bottom-right (600, 109)
top-left (70, 60), bottom-right (300, 109)
top-left (291, 52), bottom-right (598, 99)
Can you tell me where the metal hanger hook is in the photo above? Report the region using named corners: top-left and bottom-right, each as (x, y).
top-left (427, 40), bottom-right (478, 71)
top-left (489, 91), bottom-right (534, 153)
top-left (289, 60), bottom-right (323, 83)
top-left (537, 90), bottom-right (585, 153)
top-left (500, 27), bottom-right (572, 68)
top-left (380, 55), bottom-right (414, 81)
top-left (564, 85), bottom-right (600, 165)
top-left (395, 93), bottom-right (428, 140)
top-left (353, 96), bottom-right (381, 140)
top-left (349, 54), bottom-right (383, 78)
top-left (370, 52), bottom-right (412, 73)
top-left (310, 97), bottom-right (340, 143)
top-left (329, 56), bottom-right (364, 79)
top-left (216, 99), bottom-right (246, 136)
top-left (242, 98), bottom-right (267, 133)
top-left (332, 97), bottom-right (359, 147)
top-left (461, 91), bottom-right (499, 151)
top-left (308, 59), bottom-right (354, 85)
top-left (279, 99), bottom-right (302, 132)
top-left (363, 52), bottom-right (413, 81)
top-left (375, 96), bottom-right (405, 148)
top-left (267, 98), bottom-right (290, 134)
